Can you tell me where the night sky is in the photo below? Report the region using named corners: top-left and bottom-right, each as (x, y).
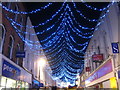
top-left (25, 2), bottom-right (108, 45)
top-left (24, 2), bottom-right (109, 83)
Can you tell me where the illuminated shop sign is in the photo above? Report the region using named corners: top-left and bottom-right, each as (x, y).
top-left (111, 43), bottom-right (119, 53)
top-left (118, 71), bottom-right (120, 79)
top-left (92, 54), bottom-right (103, 62)
top-left (85, 60), bottom-right (113, 84)
top-left (2, 59), bottom-right (21, 80)
top-left (16, 51), bottom-right (25, 58)
top-left (86, 67), bottom-right (91, 72)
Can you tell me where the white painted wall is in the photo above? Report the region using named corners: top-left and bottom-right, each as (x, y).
top-left (24, 17), bottom-right (55, 86)
top-left (0, 54), bottom-right (2, 75)
top-left (102, 80), bottom-right (111, 88)
top-left (84, 2), bottom-right (119, 76)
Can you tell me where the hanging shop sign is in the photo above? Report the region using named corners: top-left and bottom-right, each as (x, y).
top-left (118, 71), bottom-right (120, 79)
top-left (111, 43), bottom-right (119, 53)
top-left (16, 51), bottom-right (25, 58)
top-left (2, 59), bottom-right (21, 80)
top-left (40, 83), bottom-right (44, 87)
top-left (32, 79), bottom-right (40, 88)
top-left (86, 67), bottom-right (91, 72)
top-left (32, 79), bottom-right (44, 88)
top-left (85, 59), bottom-right (112, 84)
top-left (92, 54), bottom-right (103, 62)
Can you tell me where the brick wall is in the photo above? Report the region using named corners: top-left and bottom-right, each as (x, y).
top-left (2, 2), bottom-right (27, 67)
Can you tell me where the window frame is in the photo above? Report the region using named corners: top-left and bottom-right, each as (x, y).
top-left (0, 24), bottom-right (6, 53)
top-left (20, 15), bottom-right (23, 31)
top-left (8, 35), bottom-right (14, 59)
top-left (14, 4), bottom-right (18, 22)
top-left (16, 44), bottom-right (20, 65)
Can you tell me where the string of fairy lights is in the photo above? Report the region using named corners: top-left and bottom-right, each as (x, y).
top-left (1, 1), bottom-right (114, 86)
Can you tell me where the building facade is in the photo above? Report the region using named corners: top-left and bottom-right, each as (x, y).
top-left (24, 17), bottom-right (56, 88)
top-left (83, 2), bottom-right (120, 89)
top-left (0, 2), bottom-right (56, 89)
top-left (0, 2), bottom-right (32, 89)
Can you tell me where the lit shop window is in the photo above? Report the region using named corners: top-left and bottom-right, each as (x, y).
top-left (16, 81), bottom-right (22, 88)
top-left (22, 82), bottom-right (25, 88)
top-left (0, 76), bottom-right (6, 88)
top-left (6, 78), bottom-right (16, 88)
top-left (25, 82), bottom-right (29, 88)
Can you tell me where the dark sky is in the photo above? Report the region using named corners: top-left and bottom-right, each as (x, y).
top-left (25, 2), bottom-right (108, 41)
top-left (24, 2), bottom-right (109, 83)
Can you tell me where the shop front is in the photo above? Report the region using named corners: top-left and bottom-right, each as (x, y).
top-left (0, 56), bottom-right (31, 89)
top-left (0, 59), bottom-right (21, 88)
top-left (85, 58), bottom-right (117, 88)
top-left (0, 76), bottom-right (29, 88)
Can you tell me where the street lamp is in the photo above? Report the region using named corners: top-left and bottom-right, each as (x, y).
top-left (38, 57), bottom-right (47, 88)
top-left (38, 57), bottom-right (47, 67)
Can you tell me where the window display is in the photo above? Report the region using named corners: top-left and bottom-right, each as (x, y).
top-left (0, 76), bottom-right (6, 88)
top-left (0, 76), bottom-right (29, 89)
top-left (6, 77), bottom-right (16, 88)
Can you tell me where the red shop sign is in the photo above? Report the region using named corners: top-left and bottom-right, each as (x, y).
top-left (86, 67), bottom-right (91, 72)
top-left (92, 54), bottom-right (103, 62)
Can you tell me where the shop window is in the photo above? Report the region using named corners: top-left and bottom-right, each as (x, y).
top-left (8, 35), bottom-right (14, 60)
top-left (0, 76), bottom-right (6, 88)
top-left (21, 81), bottom-right (25, 88)
top-left (0, 24), bottom-right (6, 53)
top-left (16, 81), bottom-right (21, 88)
top-left (25, 82), bottom-right (29, 88)
top-left (6, 78), bottom-right (16, 88)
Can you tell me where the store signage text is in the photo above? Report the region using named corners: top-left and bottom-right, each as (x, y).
top-left (85, 60), bottom-right (112, 84)
top-left (2, 59), bottom-right (21, 80)
top-left (111, 43), bottom-right (119, 53)
top-left (16, 51), bottom-right (25, 58)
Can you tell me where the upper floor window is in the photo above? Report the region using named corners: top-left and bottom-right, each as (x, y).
top-left (14, 4), bottom-right (18, 22)
top-left (97, 46), bottom-right (100, 54)
top-left (8, 35), bottom-right (14, 59)
top-left (5, 2), bottom-right (11, 9)
top-left (16, 44), bottom-right (20, 65)
top-left (0, 24), bottom-right (6, 53)
top-left (20, 15), bottom-right (23, 30)
top-left (119, 2), bottom-right (120, 10)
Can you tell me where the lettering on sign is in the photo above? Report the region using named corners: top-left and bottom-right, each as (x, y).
top-left (2, 59), bottom-right (21, 80)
